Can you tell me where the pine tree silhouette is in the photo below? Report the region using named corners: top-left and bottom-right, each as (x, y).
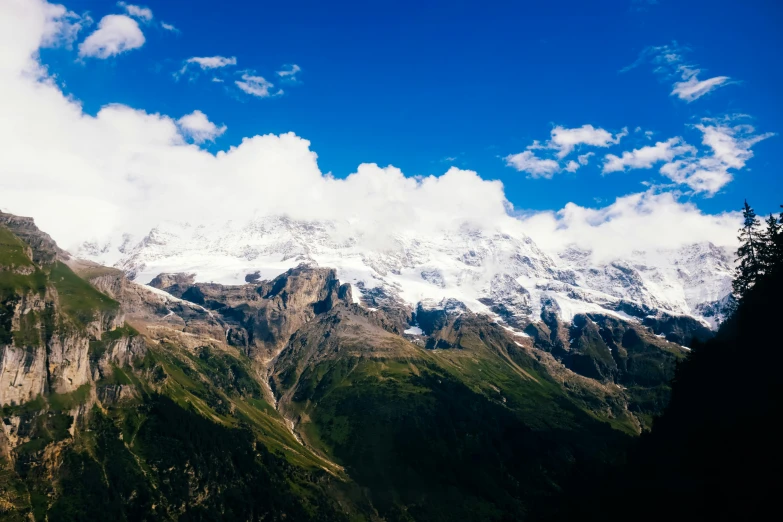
top-left (760, 212), bottom-right (782, 272)
top-left (733, 200), bottom-right (763, 299)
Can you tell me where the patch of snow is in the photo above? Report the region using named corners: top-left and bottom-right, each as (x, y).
top-left (499, 324), bottom-right (531, 337)
top-left (404, 325), bottom-right (424, 335)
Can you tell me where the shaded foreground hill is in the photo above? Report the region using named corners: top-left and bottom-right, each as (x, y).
top-left (556, 254), bottom-right (782, 521)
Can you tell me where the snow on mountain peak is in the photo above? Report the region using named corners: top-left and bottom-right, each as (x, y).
top-left (77, 215), bottom-right (734, 329)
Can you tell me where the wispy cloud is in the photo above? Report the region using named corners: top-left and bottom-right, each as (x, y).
top-left (41, 3), bottom-right (92, 49)
top-left (161, 22), bottom-right (179, 33)
top-left (659, 121), bottom-right (774, 194)
top-left (235, 74), bottom-right (280, 98)
top-left (623, 42), bottom-right (735, 102)
top-left (117, 2), bottom-right (153, 23)
top-left (603, 117), bottom-right (774, 195)
top-left (276, 64), bottom-right (301, 81)
top-left (177, 56), bottom-right (237, 81)
top-left (186, 56), bottom-right (237, 70)
top-left (671, 67), bottom-right (731, 102)
top-left (603, 138), bottom-right (696, 173)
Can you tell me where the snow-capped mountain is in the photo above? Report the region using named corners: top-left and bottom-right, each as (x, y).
top-left (77, 215), bottom-right (735, 329)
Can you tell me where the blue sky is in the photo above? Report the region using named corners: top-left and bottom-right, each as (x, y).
top-left (39, 0), bottom-right (782, 218)
top-left (0, 0), bottom-right (780, 254)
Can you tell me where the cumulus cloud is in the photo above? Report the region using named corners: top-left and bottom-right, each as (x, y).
top-left (549, 125), bottom-right (627, 158)
top-left (177, 110), bottom-right (226, 144)
top-left (624, 42), bottom-right (734, 102)
top-left (603, 137), bottom-right (696, 173)
top-left (504, 151), bottom-right (561, 178)
top-left (0, 0), bottom-right (743, 265)
top-left (78, 14), bottom-right (144, 59)
top-left (235, 73), bottom-right (278, 97)
top-left (564, 160), bottom-right (580, 173)
top-left (519, 191), bottom-right (739, 262)
top-left (117, 2), bottom-right (152, 23)
top-left (505, 125), bottom-right (624, 177)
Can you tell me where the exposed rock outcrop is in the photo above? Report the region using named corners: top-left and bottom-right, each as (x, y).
top-left (0, 211), bottom-right (68, 265)
top-left (154, 265), bottom-right (354, 361)
top-left (642, 312), bottom-right (714, 346)
top-left (1, 219), bottom-right (143, 408)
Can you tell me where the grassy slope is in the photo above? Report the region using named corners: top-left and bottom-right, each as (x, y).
top-left (0, 226), bottom-right (34, 268)
top-left (49, 262), bottom-right (119, 328)
top-left (286, 339), bottom-right (631, 522)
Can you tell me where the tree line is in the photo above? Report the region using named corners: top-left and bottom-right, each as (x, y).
top-left (733, 200), bottom-right (783, 299)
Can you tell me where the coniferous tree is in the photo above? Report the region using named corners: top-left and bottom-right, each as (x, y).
top-left (759, 212), bottom-right (782, 273)
top-left (733, 200), bottom-right (763, 299)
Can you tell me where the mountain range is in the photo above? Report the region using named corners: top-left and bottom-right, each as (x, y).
top-left (1, 211), bottom-right (732, 520)
top-left (79, 215), bottom-right (734, 331)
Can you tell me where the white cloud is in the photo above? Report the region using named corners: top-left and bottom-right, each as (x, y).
top-left (0, 0), bottom-right (742, 266)
top-left (161, 22), bottom-right (178, 33)
top-left (504, 151), bottom-right (561, 178)
top-left (564, 152), bottom-right (595, 173)
top-left (41, 3), bottom-right (91, 49)
top-left (505, 125), bottom-right (625, 177)
top-left (549, 124), bottom-right (627, 158)
top-left (277, 64), bottom-right (301, 79)
top-left (78, 14), bottom-right (144, 59)
top-left (601, 122), bottom-right (772, 194)
top-left (625, 43), bottom-right (734, 102)
top-left (671, 66), bottom-right (730, 102)
top-left (235, 74), bottom-right (278, 97)
top-left (658, 122), bottom-right (774, 194)
top-left (177, 56), bottom-right (236, 82)
top-left (117, 2), bottom-right (152, 23)
top-left (603, 137), bottom-right (696, 173)
top-left (578, 152), bottom-right (594, 165)
top-left (186, 56), bottom-right (237, 70)
top-left (519, 191), bottom-right (739, 262)
top-left (177, 110), bottom-right (226, 144)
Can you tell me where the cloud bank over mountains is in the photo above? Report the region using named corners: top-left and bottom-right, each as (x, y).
top-left (0, 0), bottom-right (747, 263)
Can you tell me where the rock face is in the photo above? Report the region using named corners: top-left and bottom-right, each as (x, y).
top-left (271, 303), bottom-right (416, 416)
top-left (642, 312), bottom-right (715, 345)
top-left (0, 218), bottom-right (140, 407)
top-left (148, 265), bottom-right (354, 361)
top-left (0, 211), bottom-right (68, 265)
top-left (148, 272), bottom-right (196, 291)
